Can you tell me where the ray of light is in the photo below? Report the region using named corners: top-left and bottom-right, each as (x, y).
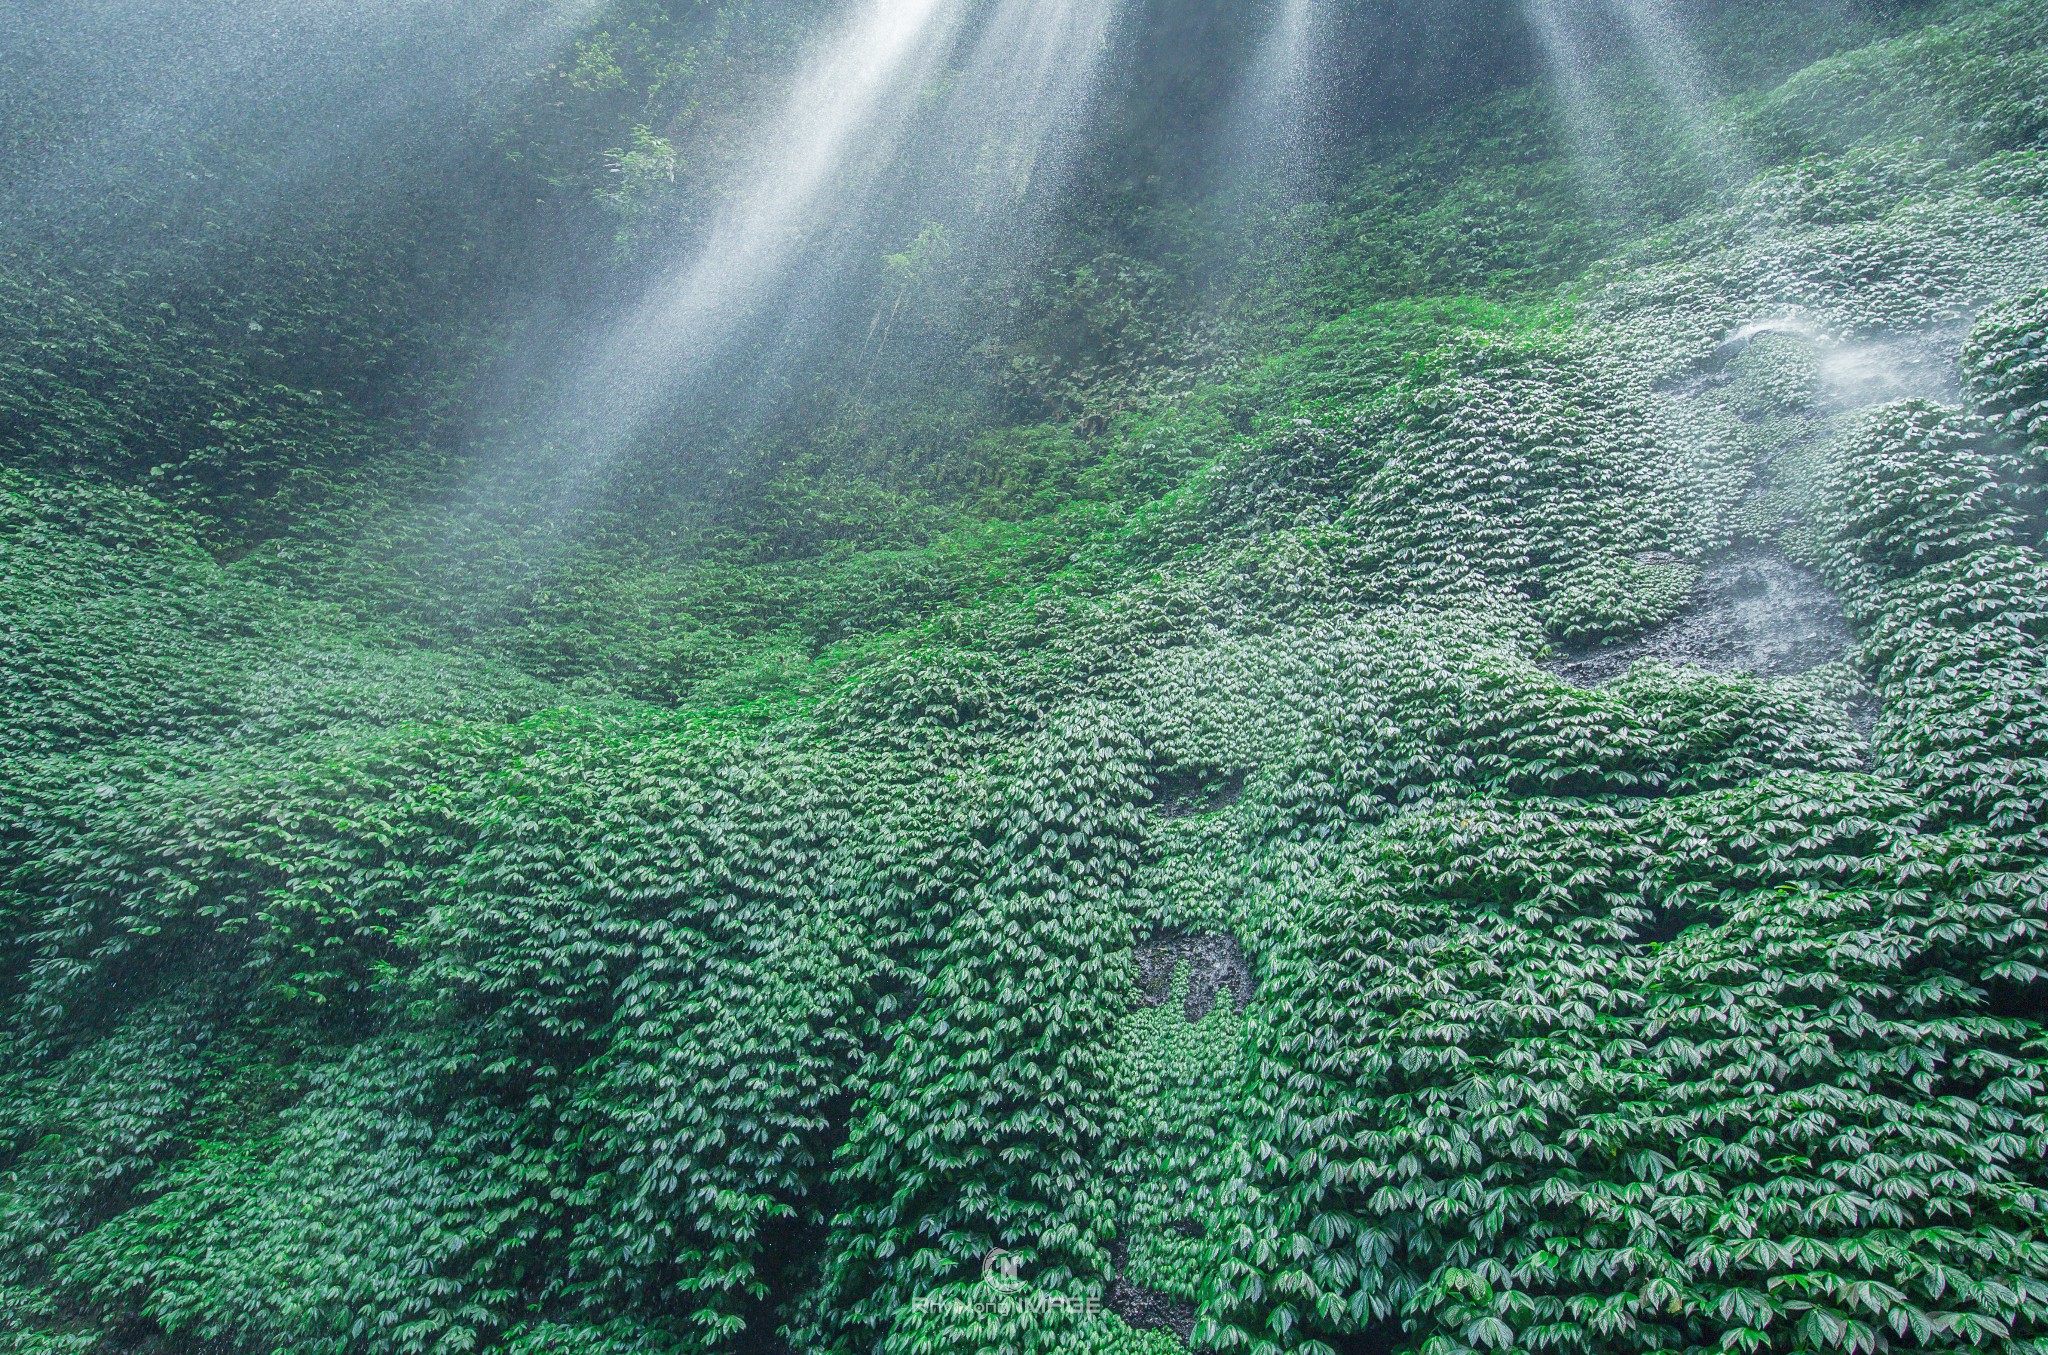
top-left (543, 0), bottom-right (1131, 491)
top-left (549, 0), bottom-right (977, 472)
top-left (1223, 0), bottom-right (1328, 195)
top-left (1604, 0), bottom-right (1752, 182)
top-left (1520, 0), bottom-right (1633, 211)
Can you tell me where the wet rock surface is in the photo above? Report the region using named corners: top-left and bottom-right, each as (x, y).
top-left (1135, 932), bottom-right (1256, 1021)
top-left (1109, 1240), bottom-right (1196, 1344)
top-left (1153, 767), bottom-right (1247, 818)
top-left (1554, 551), bottom-right (1852, 687)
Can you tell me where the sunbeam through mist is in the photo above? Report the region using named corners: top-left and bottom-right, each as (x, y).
top-left (542, 0), bottom-right (1127, 498)
top-left (1602, 0), bottom-right (1750, 178)
top-left (1219, 0), bottom-right (1328, 200)
top-left (565, 0), bottom-right (972, 443)
top-left (1520, 0), bottom-right (1752, 218)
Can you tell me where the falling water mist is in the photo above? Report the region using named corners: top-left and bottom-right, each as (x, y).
top-left (0, 0), bottom-right (605, 252)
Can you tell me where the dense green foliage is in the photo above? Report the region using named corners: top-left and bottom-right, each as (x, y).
top-left (2, 2), bottom-right (2046, 1354)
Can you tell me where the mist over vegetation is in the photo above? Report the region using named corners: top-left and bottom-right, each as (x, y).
top-left (3, 1), bottom-right (2047, 1353)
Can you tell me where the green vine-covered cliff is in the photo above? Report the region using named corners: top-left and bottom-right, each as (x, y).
top-left (2, 2), bottom-right (2045, 1353)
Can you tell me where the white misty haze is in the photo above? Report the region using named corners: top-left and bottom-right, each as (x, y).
top-left (0, 0), bottom-right (604, 236)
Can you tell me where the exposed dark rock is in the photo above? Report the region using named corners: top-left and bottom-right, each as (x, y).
top-left (1553, 551), bottom-right (1851, 687)
top-left (1135, 932), bottom-right (1256, 1021)
top-left (1109, 1239), bottom-right (1197, 1344)
top-left (1153, 766), bottom-right (1247, 818)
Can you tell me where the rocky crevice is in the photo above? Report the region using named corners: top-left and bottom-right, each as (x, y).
top-left (1134, 932), bottom-right (1255, 1022)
